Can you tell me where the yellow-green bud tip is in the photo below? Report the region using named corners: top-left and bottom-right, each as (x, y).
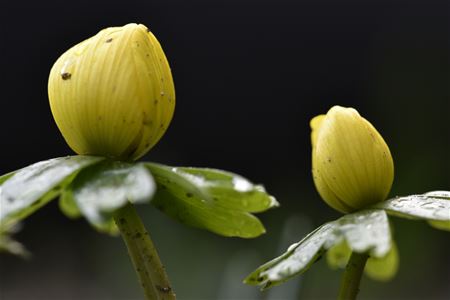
top-left (310, 106), bottom-right (394, 213)
top-left (48, 23), bottom-right (175, 160)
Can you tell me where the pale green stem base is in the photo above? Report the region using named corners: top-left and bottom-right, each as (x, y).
top-left (337, 252), bottom-right (368, 300)
top-left (114, 203), bottom-right (176, 300)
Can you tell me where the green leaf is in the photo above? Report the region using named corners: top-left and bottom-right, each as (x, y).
top-left (376, 191), bottom-right (450, 222)
top-left (0, 235), bottom-right (29, 258)
top-left (0, 171), bottom-right (15, 185)
top-left (365, 242), bottom-right (399, 281)
top-left (244, 209), bottom-right (392, 289)
top-left (423, 191), bottom-right (450, 231)
top-left (326, 240), bottom-right (399, 281)
top-left (428, 220), bottom-right (450, 231)
top-left (145, 163), bottom-right (277, 238)
top-left (424, 191), bottom-right (450, 199)
top-left (0, 222), bottom-right (30, 258)
top-left (327, 240), bottom-right (352, 269)
top-left (337, 209), bottom-right (391, 257)
top-left (0, 156), bottom-right (104, 225)
top-left (59, 190), bottom-right (81, 219)
top-left (68, 161), bottom-right (155, 234)
top-left (176, 167), bottom-right (278, 212)
top-left (245, 222), bottom-right (337, 289)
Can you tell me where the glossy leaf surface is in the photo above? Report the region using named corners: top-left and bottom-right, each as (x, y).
top-left (375, 191), bottom-right (450, 223)
top-left (245, 209), bottom-right (391, 289)
top-left (0, 156), bottom-right (103, 225)
top-left (0, 172), bottom-right (15, 185)
top-left (422, 191), bottom-right (450, 231)
top-left (68, 161), bottom-right (155, 233)
top-left (145, 163), bottom-right (278, 238)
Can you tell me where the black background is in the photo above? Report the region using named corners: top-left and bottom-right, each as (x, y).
top-left (1, 0), bottom-right (449, 299)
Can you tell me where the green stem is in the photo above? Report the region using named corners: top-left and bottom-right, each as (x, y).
top-left (114, 203), bottom-right (176, 300)
top-left (337, 251), bottom-right (368, 300)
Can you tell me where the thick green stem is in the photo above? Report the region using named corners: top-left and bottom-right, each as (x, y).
top-left (337, 251), bottom-right (368, 300)
top-left (114, 203), bottom-right (176, 300)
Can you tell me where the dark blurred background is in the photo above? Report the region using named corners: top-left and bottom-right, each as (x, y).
top-left (0, 0), bottom-right (449, 299)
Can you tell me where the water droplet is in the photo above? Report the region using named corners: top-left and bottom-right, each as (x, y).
top-left (392, 202), bottom-right (404, 208)
top-left (232, 177), bottom-right (252, 192)
top-left (287, 243), bottom-right (298, 251)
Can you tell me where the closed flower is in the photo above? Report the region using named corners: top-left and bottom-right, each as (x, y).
top-left (310, 106), bottom-right (394, 213)
top-left (48, 23), bottom-right (175, 160)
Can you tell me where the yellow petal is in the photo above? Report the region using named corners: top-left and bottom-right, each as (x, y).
top-left (48, 23), bottom-right (175, 160)
top-left (311, 114), bottom-right (356, 212)
top-left (310, 114), bottom-right (325, 149)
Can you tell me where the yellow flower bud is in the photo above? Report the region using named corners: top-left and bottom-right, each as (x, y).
top-left (48, 23), bottom-right (175, 160)
top-left (310, 106), bottom-right (394, 213)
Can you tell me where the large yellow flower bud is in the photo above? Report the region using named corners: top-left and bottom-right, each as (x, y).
top-left (48, 23), bottom-right (175, 160)
top-left (310, 106), bottom-right (394, 213)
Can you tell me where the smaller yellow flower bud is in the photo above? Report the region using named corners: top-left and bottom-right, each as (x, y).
top-left (48, 23), bottom-right (175, 160)
top-left (310, 106), bottom-right (394, 213)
